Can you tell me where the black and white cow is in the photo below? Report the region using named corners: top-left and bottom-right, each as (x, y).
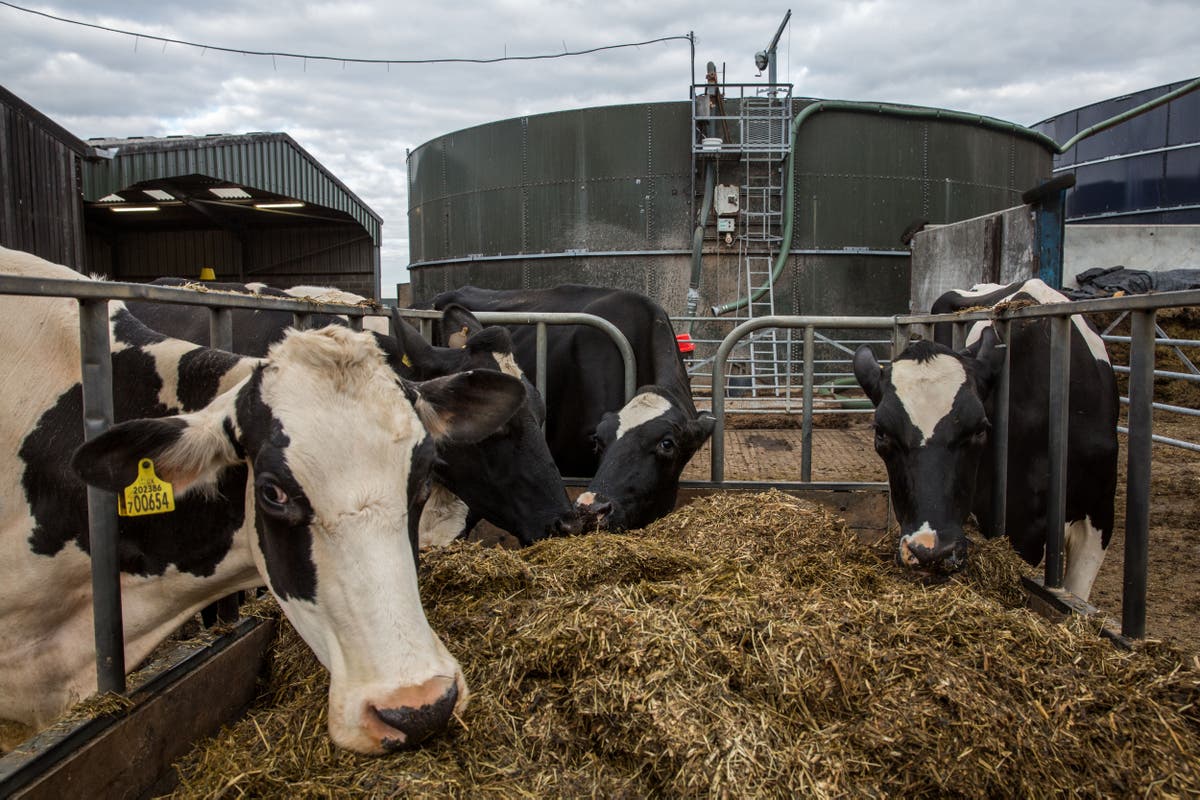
top-left (126, 282), bottom-right (579, 547)
top-left (0, 246), bottom-right (528, 753)
top-left (853, 279), bottom-right (1119, 601)
top-left (430, 285), bottom-right (716, 532)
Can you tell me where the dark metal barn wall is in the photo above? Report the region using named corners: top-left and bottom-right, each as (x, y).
top-left (1035, 78), bottom-right (1200, 224)
top-left (0, 87), bottom-right (87, 269)
top-left (97, 227), bottom-right (375, 295)
top-left (245, 228), bottom-right (376, 295)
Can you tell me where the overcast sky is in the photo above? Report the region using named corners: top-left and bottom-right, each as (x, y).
top-left (2, 1), bottom-right (1196, 293)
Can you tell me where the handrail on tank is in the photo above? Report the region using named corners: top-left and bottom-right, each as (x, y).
top-left (392, 309), bottom-right (637, 406)
top-left (710, 76), bottom-right (1200, 318)
top-left (0, 274), bottom-right (386, 697)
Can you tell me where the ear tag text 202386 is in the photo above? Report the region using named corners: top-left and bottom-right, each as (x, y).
top-left (118, 459), bottom-right (175, 517)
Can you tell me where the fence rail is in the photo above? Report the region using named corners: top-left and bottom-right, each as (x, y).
top-left (2, 274), bottom-right (1196, 711)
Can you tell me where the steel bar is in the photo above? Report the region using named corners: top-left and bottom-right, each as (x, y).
top-left (1123, 310), bottom-right (1156, 638)
top-left (1119, 398), bottom-right (1200, 417)
top-left (292, 312), bottom-right (311, 330)
top-left (535, 322), bottom-right (548, 418)
top-left (1117, 426), bottom-right (1200, 452)
top-left (1043, 315), bottom-right (1071, 589)
top-left (801, 326), bottom-right (815, 481)
top-left (207, 308), bottom-right (233, 352)
top-left (1111, 365), bottom-right (1200, 384)
top-left (472, 311), bottom-right (637, 404)
top-left (990, 322), bottom-right (1012, 539)
top-left (78, 299), bottom-right (125, 695)
top-left (0, 275), bottom-right (373, 317)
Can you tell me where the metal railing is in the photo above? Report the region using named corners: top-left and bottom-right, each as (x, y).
top-left (392, 309), bottom-right (636, 405)
top-left (901, 289), bottom-right (1200, 639)
top-left (708, 316), bottom-right (897, 482)
top-left (0, 275), bottom-right (388, 696)
top-left (5, 270), bottom-right (1195, 706)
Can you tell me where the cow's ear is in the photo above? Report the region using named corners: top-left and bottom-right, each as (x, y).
top-left (853, 345), bottom-right (884, 406)
top-left (441, 304), bottom-right (484, 349)
top-left (689, 412), bottom-right (716, 445)
top-left (391, 312), bottom-right (437, 377)
top-left (72, 412), bottom-right (240, 496)
top-left (407, 370), bottom-right (524, 444)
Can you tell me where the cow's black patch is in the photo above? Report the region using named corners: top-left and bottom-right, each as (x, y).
top-left (21, 364), bottom-right (245, 577)
top-left (177, 347), bottom-right (243, 411)
top-left (237, 369), bottom-right (318, 602)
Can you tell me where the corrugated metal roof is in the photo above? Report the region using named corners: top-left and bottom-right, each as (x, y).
top-left (81, 132), bottom-right (382, 245)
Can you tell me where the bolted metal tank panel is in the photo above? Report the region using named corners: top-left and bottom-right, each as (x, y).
top-left (409, 97), bottom-right (1052, 316)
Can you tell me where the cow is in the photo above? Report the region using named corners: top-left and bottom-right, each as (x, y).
top-left (430, 285), bottom-right (716, 532)
top-left (0, 246), bottom-right (528, 753)
top-left (125, 282), bottom-right (579, 547)
top-left (853, 278), bottom-right (1119, 601)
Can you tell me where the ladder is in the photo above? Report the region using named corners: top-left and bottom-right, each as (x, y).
top-left (737, 90), bottom-right (791, 397)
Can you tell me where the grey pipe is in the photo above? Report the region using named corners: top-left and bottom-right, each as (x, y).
top-left (688, 160), bottom-right (717, 324)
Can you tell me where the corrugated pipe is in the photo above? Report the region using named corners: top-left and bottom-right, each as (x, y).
top-left (687, 159), bottom-right (717, 327)
top-left (710, 75), bottom-right (1200, 317)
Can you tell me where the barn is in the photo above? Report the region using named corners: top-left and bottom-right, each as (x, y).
top-left (1, 85), bottom-right (383, 298)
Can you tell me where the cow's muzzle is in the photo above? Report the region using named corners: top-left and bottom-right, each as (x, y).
top-left (574, 491), bottom-right (613, 531)
top-left (898, 526), bottom-right (967, 573)
top-left (365, 677), bottom-right (459, 752)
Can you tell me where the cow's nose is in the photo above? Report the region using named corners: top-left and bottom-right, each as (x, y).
top-left (367, 678), bottom-right (458, 751)
top-left (552, 509), bottom-right (583, 537)
top-left (575, 491), bottom-right (613, 530)
top-left (898, 527), bottom-right (967, 573)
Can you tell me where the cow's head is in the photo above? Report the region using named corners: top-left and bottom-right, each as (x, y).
top-left (576, 387), bottom-right (715, 531)
top-left (73, 326), bottom-right (525, 754)
top-left (853, 331), bottom-right (1004, 574)
top-left (395, 306), bottom-right (580, 545)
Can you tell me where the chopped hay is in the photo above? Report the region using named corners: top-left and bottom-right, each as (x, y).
top-left (166, 492), bottom-right (1200, 798)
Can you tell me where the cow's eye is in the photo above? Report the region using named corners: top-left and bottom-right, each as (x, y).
top-left (258, 480), bottom-right (288, 510)
top-left (658, 437), bottom-right (676, 455)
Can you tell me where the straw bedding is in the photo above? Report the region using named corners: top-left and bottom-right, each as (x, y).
top-left (165, 492), bottom-right (1200, 798)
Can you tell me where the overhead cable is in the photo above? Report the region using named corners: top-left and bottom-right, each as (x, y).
top-left (0, 2), bottom-right (692, 66)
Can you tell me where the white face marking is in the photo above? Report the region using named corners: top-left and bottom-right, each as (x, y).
top-left (1063, 516), bottom-right (1107, 603)
top-left (960, 280), bottom-right (1109, 364)
top-left (255, 327), bottom-right (466, 752)
top-left (899, 523), bottom-right (937, 567)
top-left (419, 484), bottom-right (471, 549)
top-left (890, 355), bottom-right (966, 446)
top-left (615, 393), bottom-right (672, 440)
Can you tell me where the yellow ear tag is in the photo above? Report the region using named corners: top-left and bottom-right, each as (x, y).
top-left (401, 353), bottom-right (413, 368)
top-left (118, 459), bottom-right (176, 517)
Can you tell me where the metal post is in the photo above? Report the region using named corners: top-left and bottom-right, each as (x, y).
top-left (989, 321), bottom-right (1011, 539)
top-left (892, 324), bottom-right (909, 360)
top-left (205, 307), bottom-right (240, 624)
top-left (952, 321), bottom-right (965, 350)
top-left (348, 314), bottom-right (364, 332)
top-left (79, 299), bottom-right (125, 695)
top-left (1044, 315), bottom-right (1071, 589)
top-left (536, 322), bottom-right (548, 429)
top-left (292, 312), bottom-right (311, 330)
top-left (800, 325), bottom-right (814, 481)
top-left (1123, 310), bottom-right (1155, 638)
top-left (208, 307), bottom-right (233, 352)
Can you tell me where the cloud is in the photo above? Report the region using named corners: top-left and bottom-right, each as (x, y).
top-left (1, 1), bottom-right (1196, 293)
